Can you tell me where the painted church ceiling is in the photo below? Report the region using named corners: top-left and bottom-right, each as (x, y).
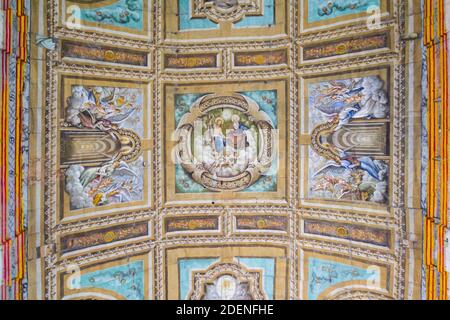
top-left (26, 0), bottom-right (424, 300)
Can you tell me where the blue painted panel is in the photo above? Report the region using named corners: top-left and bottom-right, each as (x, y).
top-left (308, 258), bottom-right (380, 300)
top-left (175, 164), bottom-right (209, 194)
top-left (307, 0), bottom-right (380, 23)
top-left (178, 0), bottom-right (275, 31)
top-left (74, 0), bottom-right (144, 31)
top-left (179, 0), bottom-right (219, 31)
top-left (175, 93), bottom-right (207, 126)
top-left (240, 90), bottom-right (278, 127)
top-left (179, 258), bottom-right (218, 299)
top-left (77, 260), bottom-right (145, 300)
top-left (234, 0), bottom-right (275, 28)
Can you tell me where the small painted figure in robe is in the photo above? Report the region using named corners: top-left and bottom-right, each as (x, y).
top-left (228, 114), bottom-right (249, 150)
top-left (227, 114), bottom-right (250, 164)
top-left (213, 117), bottom-right (226, 157)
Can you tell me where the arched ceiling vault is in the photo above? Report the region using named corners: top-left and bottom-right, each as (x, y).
top-left (19, 0), bottom-right (430, 300)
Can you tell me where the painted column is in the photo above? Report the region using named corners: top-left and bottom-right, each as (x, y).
top-left (424, 0), bottom-right (449, 301)
top-left (0, 0), bottom-right (30, 300)
top-left (444, 0), bottom-right (450, 301)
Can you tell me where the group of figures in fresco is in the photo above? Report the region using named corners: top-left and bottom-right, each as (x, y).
top-left (316, 1), bottom-right (378, 17)
top-left (308, 75), bottom-right (390, 204)
top-left (173, 92), bottom-right (278, 193)
top-left (63, 85), bottom-right (144, 210)
top-left (199, 108), bottom-right (255, 179)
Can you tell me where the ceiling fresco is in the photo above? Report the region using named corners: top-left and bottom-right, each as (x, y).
top-left (1, 0), bottom-right (445, 300)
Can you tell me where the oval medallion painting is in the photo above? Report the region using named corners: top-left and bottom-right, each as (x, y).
top-left (174, 94), bottom-right (276, 192)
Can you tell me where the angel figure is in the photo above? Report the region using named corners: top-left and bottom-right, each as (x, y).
top-left (213, 117), bottom-right (226, 156)
top-left (313, 76), bottom-right (388, 129)
top-left (86, 161), bottom-right (139, 207)
top-left (314, 153), bottom-right (384, 182)
top-left (79, 161), bottom-right (137, 189)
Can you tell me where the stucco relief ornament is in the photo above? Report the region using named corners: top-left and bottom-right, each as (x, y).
top-left (189, 263), bottom-right (265, 300)
top-left (192, 0), bottom-right (264, 23)
top-left (174, 94), bottom-right (276, 192)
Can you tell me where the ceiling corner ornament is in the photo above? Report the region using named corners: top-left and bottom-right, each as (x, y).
top-left (189, 263), bottom-right (266, 300)
top-left (174, 93), bottom-right (276, 192)
top-left (192, 0), bottom-right (264, 23)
